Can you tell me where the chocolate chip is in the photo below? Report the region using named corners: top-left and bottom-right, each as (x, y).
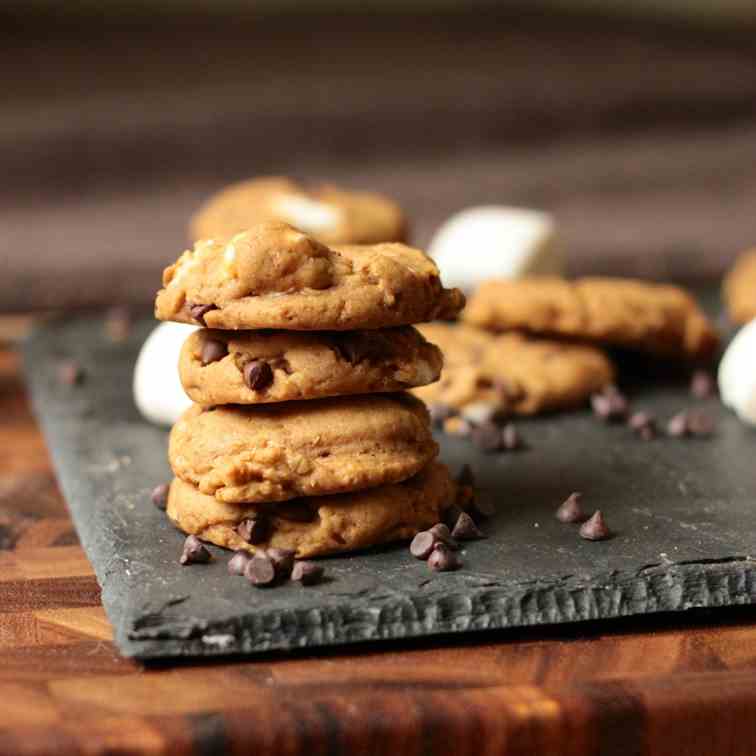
top-left (237, 516), bottom-right (269, 544)
top-left (427, 543), bottom-right (461, 572)
top-left (273, 501), bottom-right (315, 522)
top-left (667, 411), bottom-right (690, 438)
top-left (243, 360), bottom-right (274, 391)
top-left (410, 530), bottom-right (436, 559)
top-left (267, 548), bottom-right (296, 578)
top-left (579, 510), bottom-right (611, 541)
top-left (428, 402), bottom-right (456, 427)
top-left (451, 512), bottom-right (484, 540)
top-left (244, 554), bottom-right (277, 586)
top-left (470, 422), bottom-right (503, 453)
top-left (292, 560), bottom-right (324, 585)
top-left (430, 523), bottom-right (459, 549)
top-left (57, 359), bottom-right (85, 386)
top-left (104, 305), bottom-right (131, 342)
top-left (200, 338), bottom-right (227, 365)
top-left (690, 370), bottom-right (716, 399)
top-left (555, 492), bottom-right (587, 523)
top-left (591, 386), bottom-right (629, 422)
top-left (151, 483), bottom-right (170, 510)
top-left (188, 303), bottom-right (218, 326)
top-left (461, 401), bottom-right (506, 427)
top-left (628, 411), bottom-right (657, 440)
top-left (501, 424), bottom-right (523, 450)
top-left (227, 550), bottom-right (251, 576)
top-left (180, 535), bottom-right (211, 565)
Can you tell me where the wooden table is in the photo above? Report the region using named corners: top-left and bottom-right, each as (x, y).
top-left (4, 327), bottom-right (756, 756)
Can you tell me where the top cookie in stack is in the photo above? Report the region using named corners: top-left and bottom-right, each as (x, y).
top-left (155, 221), bottom-right (465, 559)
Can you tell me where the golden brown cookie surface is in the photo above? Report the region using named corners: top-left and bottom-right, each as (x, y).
top-left (463, 277), bottom-right (718, 360)
top-left (166, 462), bottom-right (454, 558)
top-left (155, 222), bottom-right (464, 330)
top-left (179, 326), bottom-right (442, 406)
top-left (169, 394), bottom-right (437, 504)
top-left (723, 249), bottom-right (756, 325)
top-left (189, 176), bottom-right (407, 245)
top-left (413, 323), bottom-right (614, 415)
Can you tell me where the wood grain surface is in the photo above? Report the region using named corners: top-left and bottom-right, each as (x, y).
top-left (5, 329), bottom-right (756, 755)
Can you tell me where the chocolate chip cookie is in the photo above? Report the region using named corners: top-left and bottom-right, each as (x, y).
top-left (166, 461), bottom-right (454, 558)
top-left (723, 249), bottom-right (756, 325)
top-left (169, 393), bottom-right (437, 504)
top-left (189, 176), bottom-right (407, 245)
top-left (155, 222), bottom-right (464, 330)
top-left (413, 323), bottom-right (615, 415)
top-left (179, 326), bottom-right (442, 406)
top-left (464, 277), bottom-right (718, 360)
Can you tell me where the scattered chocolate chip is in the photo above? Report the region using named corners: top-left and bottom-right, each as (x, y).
top-left (188, 303), bottom-right (218, 326)
top-left (200, 338), bottom-right (227, 365)
top-left (555, 492), bottom-right (587, 524)
top-left (292, 560), bottom-right (324, 585)
top-left (180, 535), bottom-right (211, 565)
top-left (667, 411), bottom-right (690, 438)
top-left (429, 523), bottom-right (458, 549)
top-left (245, 554), bottom-right (277, 586)
top-left (591, 386), bottom-right (629, 422)
top-left (628, 411), bottom-right (657, 441)
top-left (237, 516), bottom-right (269, 544)
top-left (451, 512), bottom-right (484, 540)
top-left (428, 402), bottom-right (456, 427)
top-left (57, 359), bottom-right (85, 386)
top-left (227, 550), bottom-right (251, 576)
top-left (410, 530), bottom-right (436, 559)
top-left (443, 503), bottom-right (464, 528)
top-left (579, 510), bottom-right (611, 541)
top-left (427, 543), bottom-right (461, 572)
top-left (267, 548), bottom-right (296, 578)
top-left (501, 423), bottom-right (523, 450)
top-left (151, 483), bottom-right (170, 510)
top-left (104, 305), bottom-right (131, 342)
top-left (461, 401), bottom-right (507, 427)
top-left (243, 360), bottom-right (274, 391)
top-left (470, 422), bottom-right (503, 453)
top-left (690, 370), bottom-right (716, 399)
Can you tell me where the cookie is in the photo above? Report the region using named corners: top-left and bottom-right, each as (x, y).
top-left (463, 277), bottom-right (718, 360)
top-left (169, 394), bottom-right (437, 504)
top-left (166, 461), bottom-right (454, 558)
top-left (723, 249), bottom-right (756, 325)
top-left (189, 176), bottom-right (407, 245)
top-left (155, 222), bottom-right (465, 330)
top-left (413, 323), bottom-right (615, 415)
top-left (179, 326), bottom-right (442, 406)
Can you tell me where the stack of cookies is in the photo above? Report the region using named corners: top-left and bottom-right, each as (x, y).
top-left (154, 221), bottom-right (465, 562)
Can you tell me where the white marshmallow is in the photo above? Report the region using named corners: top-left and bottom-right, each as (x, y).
top-left (133, 322), bottom-right (196, 427)
top-left (719, 318), bottom-right (756, 426)
top-left (427, 206), bottom-right (564, 293)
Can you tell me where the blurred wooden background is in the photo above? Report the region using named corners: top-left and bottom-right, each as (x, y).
top-left (3, 5), bottom-right (756, 312)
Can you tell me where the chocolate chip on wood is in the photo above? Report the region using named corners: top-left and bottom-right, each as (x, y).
top-left (244, 554), bottom-right (277, 587)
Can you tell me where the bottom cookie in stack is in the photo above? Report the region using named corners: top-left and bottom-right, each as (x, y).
top-left (167, 462), bottom-right (454, 558)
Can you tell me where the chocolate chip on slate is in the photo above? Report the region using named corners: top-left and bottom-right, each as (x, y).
top-left (690, 370), bottom-right (716, 399)
top-left (180, 535), bottom-right (211, 565)
top-left (227, 550), bottom-right (251, 576)
top-left (501, 423), bottom-right (523, 450)
top-left (292, 560), bottom-right (324, 585)
top-left (57, 359), bottom-right (85, 386)
top-left (430, 523), bottom-right (459, 549)
top-left (188, 303), bottom-right (218, 326)
top-left (470, 422), bottom-right (503, 453)
top-left (410, 530), bottom-right (436, 559)
top-left (427, 543), bottom-right (461, 572)
top-left (667, 411), bottom-right (690, 438)
top-left (451, 512), bottom-right (484, 540)
top-left (151, 483), bottom-right (170, 510)
top-left (267, 548), bottom-right (296, 578)
top-left (591, 386), bottom-right (629, 422)
top-left (237, 516), bottom-right (269, 544)
top-left (579, 510), bottom-right (611, 541)
top-left (245, 554), bottom-right (277, 586)
top-left (555, 492), bottom-right (587, 524)
top-left (200, 338), bottom-right (227, 365)
top-left (628, 411), bottom-right (657, 441)
top-left (243, 360), bottom-right (274, 391)
top-left (428, 402), bottom-right (456, 427)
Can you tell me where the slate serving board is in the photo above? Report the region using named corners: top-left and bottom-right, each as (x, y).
top-left (24, 310), bottom-right (756, 661)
